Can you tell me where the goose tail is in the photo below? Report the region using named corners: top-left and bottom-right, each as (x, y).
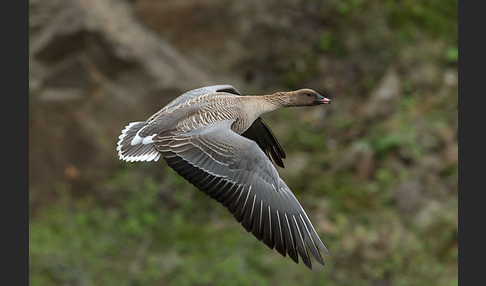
top-left (117, 121), bottom-right (161, 162)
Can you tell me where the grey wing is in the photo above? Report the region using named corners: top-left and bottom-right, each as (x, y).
top-left (186, 84), bottom-right (242, 96)
top-left (154, 120), bottom-right (330, 269)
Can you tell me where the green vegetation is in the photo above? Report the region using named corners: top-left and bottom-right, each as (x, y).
top-left (30, 166), bottom-right (457, 285)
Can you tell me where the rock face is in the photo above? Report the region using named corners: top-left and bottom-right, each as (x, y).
top-left (29, 0), bottom-right (211, 203)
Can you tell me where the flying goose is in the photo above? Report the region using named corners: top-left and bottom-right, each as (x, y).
top-left (117, 85), bottom-right (332, 269)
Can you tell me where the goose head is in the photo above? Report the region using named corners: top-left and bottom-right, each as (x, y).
top-left (272, 88), bottom-right (331, 107)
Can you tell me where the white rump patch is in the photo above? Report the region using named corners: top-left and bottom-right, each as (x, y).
top-left (131, 132), bottom-right (156, 146)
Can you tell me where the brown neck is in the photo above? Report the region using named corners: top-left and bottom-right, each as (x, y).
top-left (245, 92), bottom-right (294, 108)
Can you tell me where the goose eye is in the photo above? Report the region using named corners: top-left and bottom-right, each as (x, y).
top-left (306, 93), bottom-right (313, 97)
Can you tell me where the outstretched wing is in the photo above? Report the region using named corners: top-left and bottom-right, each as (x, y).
top-left (154, 120), bottom-right (330, 269)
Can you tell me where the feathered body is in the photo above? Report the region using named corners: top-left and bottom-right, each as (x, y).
top-left (117, 85), bottom-right (331, 269)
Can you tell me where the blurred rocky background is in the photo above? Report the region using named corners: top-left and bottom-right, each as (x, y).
top-left (29, 0), bottom-right (458, 285)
